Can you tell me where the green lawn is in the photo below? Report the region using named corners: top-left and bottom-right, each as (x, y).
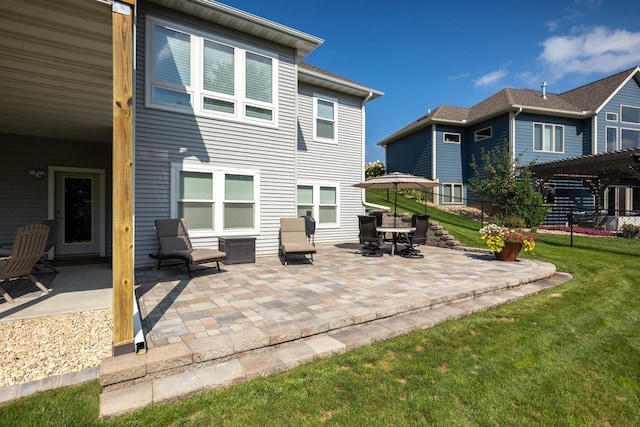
top-left (1, 191), bottom-right (639, 426)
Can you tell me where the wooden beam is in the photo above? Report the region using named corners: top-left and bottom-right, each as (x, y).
top-left (112, 1), bottom-right (135, 356)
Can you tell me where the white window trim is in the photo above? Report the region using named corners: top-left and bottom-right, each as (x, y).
top-left (620, 104), bottom-right (640, 125)
top-left (443, 132), bottom-right (461, 144)
top-left (474, 126), bottom-right (492, 141)
top-left (441, 183), bottom-right (463, 205)
top-left (297, 181), bottom-right (340, 228)
top-left (312, 94), bottom-right (338, 143)
top-left (605, 112), bottom-right (618, 122)
top-left (532, 122), bottom-right (565, 153)
top-left (171, 162), bottom-right (261, 237)
top-left (605, 126), bottom-right (619, 152)
top-left (146, 16), bottom-right (279, 128)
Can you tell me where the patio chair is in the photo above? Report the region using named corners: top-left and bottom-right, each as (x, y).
top-left (35, 219), bottom-right (60, 273)
top-left (279, 217), bottom-right (316, 265)
top-left (0, 224), bottom-right (51, 303)
top-left (399, 215), bottom-right (429, 258)
top-left (358, 215), bottom-right (383, 257)
top-left (150, 218), bottom-right (227, 278)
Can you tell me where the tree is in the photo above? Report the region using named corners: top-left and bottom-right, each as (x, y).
top-left (468, 144), bottom-right (548, 228)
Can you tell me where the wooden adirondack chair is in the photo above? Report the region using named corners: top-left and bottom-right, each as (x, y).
top-left (0, 224), bottom-right (51, 303)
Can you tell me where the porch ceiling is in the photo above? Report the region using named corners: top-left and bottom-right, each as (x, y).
top-left (0, 0), bottom-right (113, 143)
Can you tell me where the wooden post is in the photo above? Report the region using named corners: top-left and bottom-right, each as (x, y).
top-left (112, 0), bottom-right (135, 356)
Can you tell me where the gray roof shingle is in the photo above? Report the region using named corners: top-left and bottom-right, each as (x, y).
top-left (380, 66), bottom-right (639, 146)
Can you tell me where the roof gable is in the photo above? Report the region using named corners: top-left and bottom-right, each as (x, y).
top-left (557, 66), bottom-right (640, 112)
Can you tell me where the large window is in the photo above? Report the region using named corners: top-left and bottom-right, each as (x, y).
top-left (297, 183), bottom-right (339, 225)
top-left (313, 95), bottom-right (337, 142)
top-left (621, 129), bottom-right (640, 149)
top-left (173, 164), bottom-right (259, 234)
top-left (148, 18), bottom-right (278, 125)
top-left (621, 105), bottom-right (640, 124)
top-left (442, 183), bottom-right (463, 204)
top-left (533, 123), bottom-right (564, 153)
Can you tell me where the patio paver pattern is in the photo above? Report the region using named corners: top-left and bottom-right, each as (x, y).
top-left (135, 244), bottom-right (554, 349)
top-left (95, 243), bottom-right (561, 417)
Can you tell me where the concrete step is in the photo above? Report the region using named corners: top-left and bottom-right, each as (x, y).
top-left (99, 272), bottom-right (571, 418)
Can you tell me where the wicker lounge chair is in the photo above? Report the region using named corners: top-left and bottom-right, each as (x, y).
top-left (0, 224), bottom-right (51, 303)
top-left (279, 217), bottom-right (316, 265)
top-left (149, 218), bottom-right (227, 278)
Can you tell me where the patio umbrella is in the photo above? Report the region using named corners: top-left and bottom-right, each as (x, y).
top-left (353, 172), bottom-right (440, 227)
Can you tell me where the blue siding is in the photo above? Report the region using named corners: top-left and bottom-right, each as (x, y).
top-left (435, 124), bottom-right (463, 182)
top-left (464, 115), bottom-right (510, 183)
top-left (514, 113), bottom-right (585, 165)
top-left (597, 77), bottom-right (640, 152)
top-left (544, 178), bottom-right (595, 224)
top-left (386, 126), bottom-right (432, 178)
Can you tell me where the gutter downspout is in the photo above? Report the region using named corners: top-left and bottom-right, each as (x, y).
top-left (361, 91), bottom-right (389, 211)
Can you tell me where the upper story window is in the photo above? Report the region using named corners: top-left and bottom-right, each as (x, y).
top-left (621, 105), bottom-right (640, 124)
top-left (443, 132), bottom-right (461, 144)
top-left (533, 123), bottom-right (564, 153)
top-left (313, 95), bottom-right (337, 142)
top-left (606, 112), bottom-right (618, 122)
top-left (474, 126), bottom-right (492, 141)
top-left (147, 18), bottom-right (278, 126)
top-left (606, 126), bottom-right (618, 152)
top-left (173, 164), bottom-right (259, 235)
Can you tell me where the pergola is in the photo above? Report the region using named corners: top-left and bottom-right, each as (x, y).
top-left (529, 148), bottom-right (640, 210)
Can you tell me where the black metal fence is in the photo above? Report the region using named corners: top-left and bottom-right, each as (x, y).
top-left (475, 200), bottom-right (640, 256)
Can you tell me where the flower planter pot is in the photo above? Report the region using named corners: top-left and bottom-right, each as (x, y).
top-left (494, 242), bottom-right (522, 261)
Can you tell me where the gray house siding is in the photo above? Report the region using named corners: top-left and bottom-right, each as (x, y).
top-left (385, 127), bottom-right (432, 179)
top-left (296, 84), bottom-right (364, 242)
top-left (134, 5), bottom-right (299, 266)
top-left (597, 78), bottom-right (640, 153)
top-left (514, 113), bottom-right (585, 165)
top-left (0, 134), bottom-right (112, 253)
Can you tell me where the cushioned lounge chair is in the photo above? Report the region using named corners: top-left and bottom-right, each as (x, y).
top-left (0, 224), bottom-right (51, 303)
top-left (279, 217), bottom-right (316, 265)
top-left (150, 218), bottom-right (226, 278)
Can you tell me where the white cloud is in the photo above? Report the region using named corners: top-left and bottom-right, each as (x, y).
top-left (473, 69), bottom-right (508, 87)
top-left (449, 72), bottom-right (470, 80)
top-left (538, 26), bottom-right (640, 79)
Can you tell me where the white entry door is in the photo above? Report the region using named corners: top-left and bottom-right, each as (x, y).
top-left (54, 171), bottom-right (102, 257)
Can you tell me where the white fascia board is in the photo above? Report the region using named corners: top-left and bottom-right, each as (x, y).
top-left (298, 68), bottom-right (383, 101)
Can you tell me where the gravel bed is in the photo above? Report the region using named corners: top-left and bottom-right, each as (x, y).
top-left (0, 308), bottom-right (112, 388)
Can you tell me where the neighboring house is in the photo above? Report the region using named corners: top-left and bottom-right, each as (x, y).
top-left (0, 0), bottom-right (381, 354)
top-left (379, 66), bottom-right (640, 217)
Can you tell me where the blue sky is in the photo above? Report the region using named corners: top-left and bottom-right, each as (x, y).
top-left (219, 0), bottom-right (640, 164)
